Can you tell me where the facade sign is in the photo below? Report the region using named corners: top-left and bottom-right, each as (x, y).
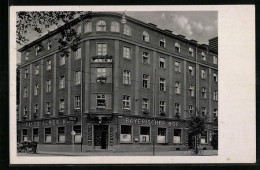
top-left (125, 118), bottom-right (179, 127)
top-left (25, 118), bottom-right (73, 127)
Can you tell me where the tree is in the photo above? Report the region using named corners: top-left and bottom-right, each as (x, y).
top-left (16, 11), bottom-right (92, 55)
top-left (187, 107), bottom-right (208, 154)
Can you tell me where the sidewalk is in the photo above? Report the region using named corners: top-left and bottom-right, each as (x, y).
top-left (23, 150), bottom-right (218, 156)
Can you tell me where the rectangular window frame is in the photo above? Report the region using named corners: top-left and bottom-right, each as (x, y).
top-left (123, 95), bottom-right (131, 110)
top-left (173, 129), bottom-right (182, 144)
top-left (139, 126), bottom-right (151, 143)
top-left (57, 126), bottom-right (66, 143)
top-left (32, 128), bottom-right (39, 142)
top-left (123, 70), bottom-right (131, 85)
top-left (157, 127), bottom-right (167, 144)
top-left (123, 46), bottom-right (131, 59)
top-left (120, 125), bottom-right (133, 143)
top-left (142, 51), bottom-right (150, 65)
top-left (96, 94), bottom-right (106, 109)
top-left (44, 127), bottom-right (52, 143)
top-left (142, 74), bottom-right (150, 88)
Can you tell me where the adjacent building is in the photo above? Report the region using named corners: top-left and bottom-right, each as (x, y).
top-left (17, 12), bottom-right (218, 152)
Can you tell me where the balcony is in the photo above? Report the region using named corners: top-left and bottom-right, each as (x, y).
top-left (91, 55), bottom-right (112, 63)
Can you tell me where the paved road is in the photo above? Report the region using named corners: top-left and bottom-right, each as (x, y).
top-left (17, 150), bottom-right (218, 156)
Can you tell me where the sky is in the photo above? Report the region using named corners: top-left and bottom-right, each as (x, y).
top-left (16, 11), bottom-right (217, 64)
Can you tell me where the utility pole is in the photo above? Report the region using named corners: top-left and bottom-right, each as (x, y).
top-left (152, 68), bottom-right (156, 156)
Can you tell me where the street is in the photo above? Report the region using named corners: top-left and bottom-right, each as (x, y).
top-left (17, 150), bottom-right (218, 156)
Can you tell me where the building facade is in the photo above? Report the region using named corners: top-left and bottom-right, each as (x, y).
top-left (17, 12), bottom-right (218, 152)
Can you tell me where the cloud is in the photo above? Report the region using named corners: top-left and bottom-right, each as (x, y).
top-left (171, 14), bottom-right (192, 36)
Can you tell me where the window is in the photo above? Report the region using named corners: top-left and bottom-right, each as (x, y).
top-left (97, 94), bottom-right (106, 108)
top-left (111, 21), bottom-right (120, 32)
top-left (159, 78), bottom-right (166, 91)
top-left (189, 105), bottom-right (194, 114)
top-left (201, 69), bottom-right (206, 79)
top-left (201, 131), bottom-right (208, 144)
top-left (175, 42), bottom-right (180, 52)
top-left (34, 104), bottom-right (38, 114)
top-left (189, 66), bottom-right (194, 75)
top-left (214, 109), bottom-right (218, 118)
top-left (46, 80), bottom-right (51, 92)
top-left (201, 52), bottom-right (206, 61)
top-left (35, 64), bottom-right (39, 75)
top-left (123, 95), bottom-right (131, 110)
top-left (25, 51), bottom-right (29, 60)
top-left (201, 107), bottom-right (206, 116)
top-left (189, 85), bottom-right (195, 97)
top-left (175, 103), bottom-right (181, 114)
top-left (159, 101), bottom-right (166, 112)
top-left (24, 69), bottom-right (28, 79)
top-left (123, 24), bottom-right (131, 36)
top-left (120, 125), bottom-right (132, 142)
top-left (96, 20), bottom-right (106, 31)
top-left (213, 90), bottom-right (218, 101)
top-left (142, 51), bottom-right (150, 64)
top-left (175, 61), bottom-right (181, 72)
top-left (189, 47), bottom-right (194, 57)
top-left (84, 22), bottom-right (92, 33)
top-left (75, 96), bottom-right (81, 109)
top-left (44, 127), bottom-right (52, 143)
top-left (213, 56), bottom-right (218, 64)
top-left (23, 107), bottom-right (27, 116)
top-left (60, 55), bottom-right (65, 66)
top-left (97, 43), bottom-right (107, 56)
top-left (23, 87), bottom-right (28, 98)
top-left (202, 87), bottom-right (207, 98)
top-left (75, 70), bottom-right (81, 85)
top-left (123, 70), bottom-right (131, 85)
top-left (159, 57), bottom-right (165, 68)
top-left (142, 98), bottom-right (149, 111)
top-left (59, 99), bottom-right (65, 112)
top-left (46, 102), bottom-right (51, 114)
top-left (22, 129), bottom-right (28, 141)
top-left (157, 128), bottom-right (166, 143)
top-left (140, 126), bottom-right (150, 143)
top-left (36, 45), bottom-right (41, 55)
top-left (213, 73), bottom-right (218, 82)
top-left (47, 41), bottom-right (52, 50)
top-left (175, 81), bottom-right (181, 94)
top-left (57, 127), bottom-right (65, 143)
top-left (33, 128), bottom-right (39, 142)
top-left (73, 125), bottom-right (82, 143)
top-left (142, 74), bottom-right (150, 88)
top-left (75, 48), bottom-right (81, 60)
top-left (142, 31), bottom-right (149, 42)
top-left (59, 75), bottom-right (65, 89)
top-left (76, 25), bottom-right (82, 35)
top-left (46, 60), bottom-right (51, 70)
top-left (173, 129), bottom-right (181, 143)
top-left (34, 83), bottom-right (39, 95)
top-left (96, 68), bottom-right (107, 83)
top-left (159, 37), bottom-right (165, 47)
top-left (123, 46), bottom-right (131, 59)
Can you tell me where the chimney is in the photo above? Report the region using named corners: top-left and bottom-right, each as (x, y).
top-left (209, 37), bottom-right (218, 52)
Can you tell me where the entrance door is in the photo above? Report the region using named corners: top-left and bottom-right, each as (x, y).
top-left (94, 125), bottom-right (108, 149)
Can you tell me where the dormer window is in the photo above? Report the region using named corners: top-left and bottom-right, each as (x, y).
top-left (189, 47), bottom-right (194, 57)
top-left (159, 37), bottom-right (165, 47)
top-left (175, 42), bottom-right (180, 52)
top-left (84, 22), bottom-right (92, 33)
top-left (96, 20), bottom-right (106, 31)
top-left (201, 52), bottom-right (206, 61)
top-left (142, 31), bottom-right (149, 42)
top-left (111, 21), bottom-right (120, 32)
top-left (47, 41), bottom-right (52, 50)
top-left (123, 25), bottom-right (131, 36)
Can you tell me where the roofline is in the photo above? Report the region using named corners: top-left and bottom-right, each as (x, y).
top-left (18, 12), bottom-right (215, 52)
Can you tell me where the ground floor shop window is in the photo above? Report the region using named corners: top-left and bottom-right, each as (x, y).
top-left (73, 125), bottom-right (81, 143)
top-left (22, 129), bottom-right (28, 141)
top-left (120, 125), bottom-right (132, 143)
top-left (173, 129), bottom-right (182, 144)
top-left (57, 127), bottom-right (65, 143)
top-left (33, 128), bottom-right (39, 142)
top-left (44, 127), bottom-right (52, 143)
top-left (157, 128), bottom-right (167, 143)
top-left (201, 132), bottom-right (208, 144)
top-left (140, 126), bottom-right (150, 143)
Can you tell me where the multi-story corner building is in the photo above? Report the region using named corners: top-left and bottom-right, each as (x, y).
top-left (17, 12), bottom-right (218, 152)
